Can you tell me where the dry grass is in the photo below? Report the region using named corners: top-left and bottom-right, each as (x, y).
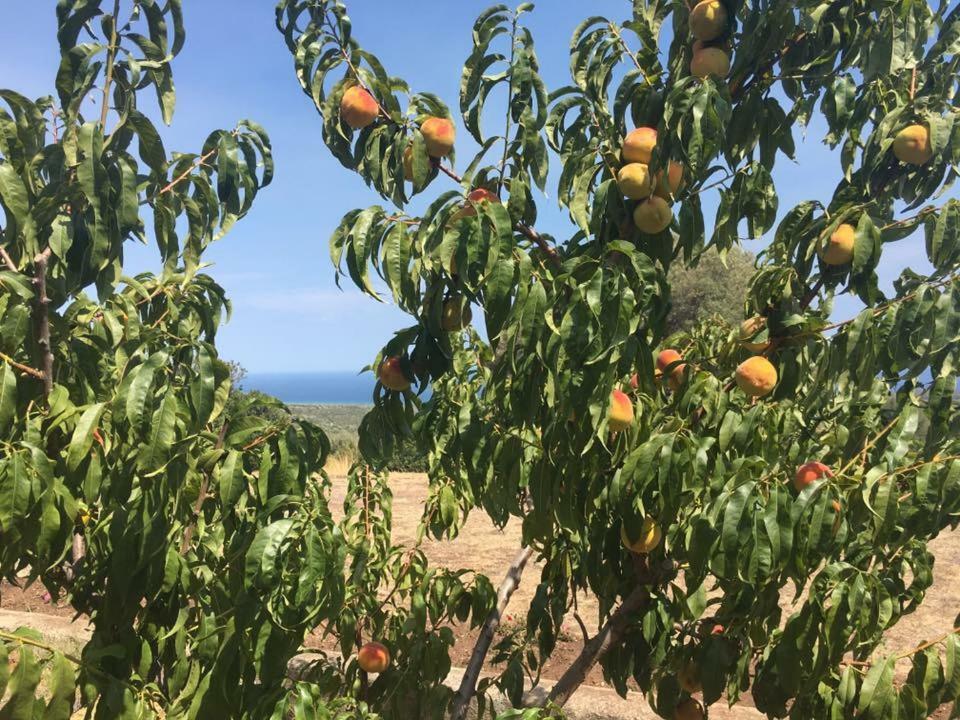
top-left (324, 449), bottom-right (357, 476)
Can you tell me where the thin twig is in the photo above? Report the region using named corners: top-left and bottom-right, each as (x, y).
top-left (0, 245), bottom-right (17, 273)
top-left (156, 148), bottom-right (218, 198)
top-left (496, 12), bottom-right (519, 197)
top-left (608, 22), bottom-right (658, 87)
top-left (100, 0), bottom-right (122, 130)
top-left (837, 414), bottom-right (906, 478)
top-left (0, 351), bottom-right (44, 380)
top-left (897, 627), bottom-right (960, 659)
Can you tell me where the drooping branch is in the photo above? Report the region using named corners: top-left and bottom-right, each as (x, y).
top-left (450, 545), bottom-right (535, 720)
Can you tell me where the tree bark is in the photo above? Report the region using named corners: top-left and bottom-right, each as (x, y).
top-left (32, 249), bottom-right (53, 399)
top-left (450, 545), bottom-right (534, 720)
top-left (529, 583), bottom-right (650, 709)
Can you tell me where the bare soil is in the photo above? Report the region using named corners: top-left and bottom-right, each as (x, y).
top-left (4, 471), bottom-right (958, 717)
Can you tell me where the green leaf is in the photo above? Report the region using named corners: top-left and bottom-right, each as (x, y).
top-left (859, 655), bottom-right (896, 717)
top-left (0, 363), bottom-right (16, 434)
top-left (125, 352), bottom-right (168, 431)
top-left (244, 518), bottom-right (295, 590)
top-left (66, 403), bottom-right (105, 473)
top-left (218, 450), bottom-right (245, 510)
top-left (137, 390), bottom-right (178, 473)
top-left (42, 653), bottom-right (75, 720)
top-left (0, 643), bottom-right (42, 720)
top-left (0, 451), bottom-right (31, 532)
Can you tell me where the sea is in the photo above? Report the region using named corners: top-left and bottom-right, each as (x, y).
top-left (244, 372), bottom-right (375, 405)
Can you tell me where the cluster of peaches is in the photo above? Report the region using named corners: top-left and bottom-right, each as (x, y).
top-left (612, 0), bottom-right (732, 238)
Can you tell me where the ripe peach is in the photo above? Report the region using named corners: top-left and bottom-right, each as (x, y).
top-left (734, 356), bottom-right (777, 398)
top-left (654, 161), bottom-right (685, 201)
top-left (633, 196), bottom-right (673, 234)
top-left (378, 356), bottom-right (410, 392)
top-left (819, 223), bottom-right (855, 265)
top-left (617, 163), bottom-right (652, 200)
top-left (893, 124), bottom-right (933, 165)
top-left (340, 86), bottom-right (379, 129)
top-left (609, 389), bottom-right (635, 432)
top-left (656, 349), bottom-right (686, 391)
top-left (690, 47), bottom-right (730, 79)
top-left (689, 0), bottom-right (728, 42)
top-left (421, 117), bottom-right (455, 158)
top-left (357, 642), bottom-right (391, 673)
top-left (441, 297), bottom-right (473, 331)
top-left (793, 461), bottom-right (833, 492)
top-left (629, 373), bottom-right (640, 390)
top-left (456, 188), bottom-right (499, 219)
top-left (621, 516), bottom-right (662, 554)
top-left (710, 623), bottom-right (725, 635)
top-left (673, 698), bottom-right (705, 720)
top-left (622, 127), bottom-right (658, 164)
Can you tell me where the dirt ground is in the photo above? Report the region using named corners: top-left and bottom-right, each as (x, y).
top-left (3, 471), bottom-right (958, 717)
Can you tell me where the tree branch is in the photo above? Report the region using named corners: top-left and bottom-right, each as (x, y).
top-left (0, 351), bottom-right (44, 380)
top-left (451, 545), bottom-right (535, 720)
top-left (100, 0), bottom-right (121, 130)
top-left (32, 248), bottom-right (53, 399)
top-left (515, 222), bottom-right (563, 271)
top-left (529, 583), bottom-right (650, 708)
top-left (153, 148), bottom-right (219, 200)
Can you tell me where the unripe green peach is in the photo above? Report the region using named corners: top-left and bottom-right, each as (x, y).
top-left (690, 47), bottom-right (730, 79)
top-left (633, 196), bottom-right (673, 234)
top-left (441, 297), bottom-right (473, 331)
top-left (689, 0), bottom-right (728, 42)
top-left (402, 145), bottom-right (415, 182)
top-left (621, 516), bottom-right (661, 554)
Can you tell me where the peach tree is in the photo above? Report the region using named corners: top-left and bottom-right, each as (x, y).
top-left (275, 0), bottom-right (960, 719)
top-left (0, 2), bottom-right (368, 718)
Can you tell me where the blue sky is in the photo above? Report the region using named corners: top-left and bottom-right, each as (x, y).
top-left (0, 1), bottom-right (935, 372)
